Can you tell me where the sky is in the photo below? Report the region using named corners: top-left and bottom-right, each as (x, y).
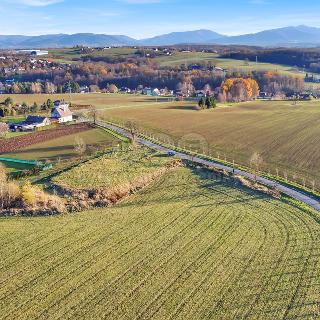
top-left (1, 0), bottom-right (320, 38)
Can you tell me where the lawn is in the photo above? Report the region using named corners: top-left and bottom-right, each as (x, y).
top-left (53, 148), bottom-right (172, 189)
top-left (2, 128), bottom-right (118, 161)
top-left (0, 167), bottom-right (319, 319)
top-left (100, 99), bottom-right (320, 189)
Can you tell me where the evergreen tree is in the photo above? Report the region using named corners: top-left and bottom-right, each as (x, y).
top-left (198, 97), bottom-right (205, 109)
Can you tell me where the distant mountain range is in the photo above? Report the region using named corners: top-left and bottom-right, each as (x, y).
top-left (141, 30), bottom-right (224, 46)
top-left (1, 26), bottom-right (320, 48)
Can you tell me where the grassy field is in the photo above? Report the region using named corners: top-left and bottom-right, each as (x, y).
top-left (53, 148), bottom-right (171, 189)
top-left (2, 93), bottom-right (319, 188)
top-left (2, 93), bottom-right (319, 187)
top-left (0, 167), bottom-right (319, 319)
top-left (45, 48), bottom-right (304, 78)
top-left (99, 98), bottom-right (320, 187)
top-left (155, 52), bottom-right (303, 77)
top-left (1, 128), bottom-right (118, 161)
top-left (0, 93), bottom-right (171, 110)
top-left (0, 160), bottom-right (35, 174)
top-left (47, 48), bottom-right (137, 64)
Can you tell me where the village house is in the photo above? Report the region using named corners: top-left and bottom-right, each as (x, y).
top-left (196, 90), bottom-right (205, 98)
top-left (152, 88), bottom-right (161, 96)
top-left (13, 116), bottom-right (51, 132)
top-left (143, 87), bottom-right (152, 96)
top-left (51, 100), bottom-right (73, 123)
top-left (119, 87), bottom-right (131, 94)
top-left (79, 86), bottom-right (89, 94)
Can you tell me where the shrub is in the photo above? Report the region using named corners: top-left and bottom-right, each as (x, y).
top-left (0, 164), bottom-right (21, 209)
top-left (0, 122), bottom-right (9, 138)
top-left (21, 181), bottom-right (36, 207)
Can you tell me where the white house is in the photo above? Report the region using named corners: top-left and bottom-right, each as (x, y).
top-left (80, 86), bottom-right (89, 93)
top-left (51, 100), bottom-right (73, 123)
top-left (14, 116), bottom-right (51, 132)
top-left (152, 88), bottom-right (161, 96)
top-left (17, 49), bottom-right (48, 56)
top-left (143, 87), bottom-right (152, 96)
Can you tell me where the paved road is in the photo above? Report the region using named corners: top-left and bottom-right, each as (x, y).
top-left (97, 120), bottom-right (320, 212)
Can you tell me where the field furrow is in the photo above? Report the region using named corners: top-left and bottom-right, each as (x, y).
top-left (0, 167), bottom-right (319, 320)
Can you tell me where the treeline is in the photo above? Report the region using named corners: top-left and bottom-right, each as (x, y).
top-left (0, 51), bottom-right (309, 97)
top-left (0, 97), bottom-right (55, 117)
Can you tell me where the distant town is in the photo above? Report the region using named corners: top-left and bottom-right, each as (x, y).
top-left (0, 45), bottom-right (320, 103)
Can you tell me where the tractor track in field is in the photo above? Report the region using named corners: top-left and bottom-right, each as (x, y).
top-left (2, 188), bottom-right (185, 318)
top-left (5, 179), bottom-right (203, 319)
top-left (1, 167), bottom-right (319, 320)
top-left (46, 194), bottom-right (216, 320)
top-left (72, 195), bottom-right (244, 319)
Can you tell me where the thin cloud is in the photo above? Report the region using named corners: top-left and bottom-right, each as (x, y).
top-left (11, 0), bottom-right (63, 6)
top-left (117, 0), bottom-right (161, 3)
top-left (249, 0), bottom-right (270, 4)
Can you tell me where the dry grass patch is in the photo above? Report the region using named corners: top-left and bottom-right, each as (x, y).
top-left (53, 148), bottom-right (174, 190)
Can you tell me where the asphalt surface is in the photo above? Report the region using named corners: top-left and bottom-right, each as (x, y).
top-left (96, 120), bottom-right (320, 212)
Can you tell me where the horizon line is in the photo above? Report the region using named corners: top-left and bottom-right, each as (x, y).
top-left (1, 24), bottom-right (320, 39)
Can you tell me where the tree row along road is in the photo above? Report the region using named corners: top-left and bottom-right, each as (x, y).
top-left (96, 120), bottom-right (320, 212)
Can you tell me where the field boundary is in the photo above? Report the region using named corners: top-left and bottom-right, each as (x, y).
top-left (95, 120), bottom-right (320, 212)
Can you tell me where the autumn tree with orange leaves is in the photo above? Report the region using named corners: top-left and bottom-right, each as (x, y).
top-left (221, 78), bottom-right (260, 102)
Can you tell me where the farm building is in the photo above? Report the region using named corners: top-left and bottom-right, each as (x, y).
top-left (13, 116), bottom-right (51, 131)
top-left (17, 49), bottom-right (48, 56)
top-left (196, 90), bottom-right (205, 97)
top-left (143, 88), bottom-right (161, 96)
top-left (152, 88), bottom-right (161, 96)
top-left (51, 100), bottom-right (73, 123)
top-left (143, 87), bottom-right (152, 96)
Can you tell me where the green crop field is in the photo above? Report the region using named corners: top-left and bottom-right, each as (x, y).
top-left (53, 148), bottom-right (171, 189)
top-left (2, 128), bottom-right (118, 161)
top-left (0, 167), bottom-right (319, 319)
top-left (101, 98), bottom-right (320, 188)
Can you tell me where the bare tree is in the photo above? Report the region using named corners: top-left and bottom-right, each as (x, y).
top-left (311, 180), bottom-right (316, 192)
top-left (74, 137), bottom-right (86, 158)
top-left (88, 105), bottom-right (98, 124)
top-left (250, 152), bottom-right (264, 181)
top-left (126, 121), bottom-right (139, 144)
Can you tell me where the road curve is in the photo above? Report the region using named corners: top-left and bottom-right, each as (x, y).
top-left (96, 120), bottom-right (320, 212)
